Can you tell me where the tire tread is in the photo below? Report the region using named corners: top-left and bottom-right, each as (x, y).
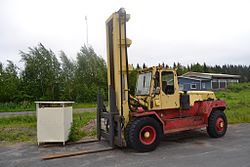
top-left (207, 110), bottom-right (227, 138)
top-left (128, 117), bottom-right (161, 152)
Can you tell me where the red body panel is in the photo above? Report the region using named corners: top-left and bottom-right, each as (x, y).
top-left (130, 99), bottom-right (226, 135)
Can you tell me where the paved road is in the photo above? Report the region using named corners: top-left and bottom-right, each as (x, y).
top-left (0, 108), bottom-right (96, 117)
top-left (0, 123), bottom-right (249, 167)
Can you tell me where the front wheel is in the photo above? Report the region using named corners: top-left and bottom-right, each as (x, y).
top-left (127, 117), bottom-right (162, 152)
top-left (207, 110), bottom-right (227, 138)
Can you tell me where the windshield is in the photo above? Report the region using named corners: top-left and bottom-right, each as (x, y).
top-left (135, 72), bottom-right (152, 96)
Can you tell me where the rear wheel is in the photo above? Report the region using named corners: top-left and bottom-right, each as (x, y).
top-left (128, 117), bottom-right (162, 152)
top-left (207, 110), bottom-right (227, 138)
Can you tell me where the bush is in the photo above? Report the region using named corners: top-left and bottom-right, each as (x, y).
top-left (68, 120), bottom-right (86, 141)
top-left (227, 83), bottom-right (250, 92)
top-left (68, 112), bottom-right (96, 142)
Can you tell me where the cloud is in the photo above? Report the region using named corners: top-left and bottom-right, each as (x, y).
top-left (0, 0), bottom-right (250, 67)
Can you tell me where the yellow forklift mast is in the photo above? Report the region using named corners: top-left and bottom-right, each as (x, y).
top-left (97, 8), bottom-right (131, 147)
top-left (106, 8), bottom-right (131, 124)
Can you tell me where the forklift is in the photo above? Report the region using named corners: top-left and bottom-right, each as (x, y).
top-left (97, 8), bottom-right (227, 152)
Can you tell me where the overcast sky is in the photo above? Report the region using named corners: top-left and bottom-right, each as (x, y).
top-left (1, 0), bottom-right (250, 68)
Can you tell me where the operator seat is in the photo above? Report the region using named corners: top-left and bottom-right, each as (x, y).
top-left (162, 81), bottom-right (174, 94)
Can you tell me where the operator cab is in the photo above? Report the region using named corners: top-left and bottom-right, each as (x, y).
top-left (134, 67), bottom-right (180, 110)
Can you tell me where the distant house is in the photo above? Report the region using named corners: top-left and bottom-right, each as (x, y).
top-left (178, 72), bottom-right (240, 91)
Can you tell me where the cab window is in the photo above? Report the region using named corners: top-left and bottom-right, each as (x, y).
top-left (162, 71), bottom-right (175, 94)
top-left (135, 72), bottom-right (152, 95)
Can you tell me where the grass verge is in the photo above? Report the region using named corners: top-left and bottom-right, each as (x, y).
top-left (0, 103), bottom-right (35, 112)
top-left (0, 112), bottom-right (96, 143)
top-left (73, 102), bottom-right (96, 109)
top-left (0, 102), bottom-right (98, 113)
top-left (216, 83), bottom-right (250, 124)
top-left (0, 115), bottom-right (36, 143)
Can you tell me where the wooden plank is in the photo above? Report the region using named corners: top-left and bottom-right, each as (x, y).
top-left (42, 147), bottom-right (114, 160)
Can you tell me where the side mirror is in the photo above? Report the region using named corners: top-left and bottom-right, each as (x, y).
top-left (153, 87), bottom-right (160, 95)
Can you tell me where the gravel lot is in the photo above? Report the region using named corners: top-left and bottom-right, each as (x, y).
top-left (0, 123), bottom-right (249, 167)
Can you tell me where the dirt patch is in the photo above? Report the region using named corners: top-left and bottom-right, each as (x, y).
top-left (82, 119), bottom-right (96, 133)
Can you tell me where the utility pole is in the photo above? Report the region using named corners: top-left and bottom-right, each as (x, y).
top-left (85, 16), bottom-right (88, 46)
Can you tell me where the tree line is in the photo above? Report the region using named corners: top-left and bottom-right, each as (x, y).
top-left (0, 43), bottom-right (107, 103)
top-left (0, 43), bottom-right (250, 103)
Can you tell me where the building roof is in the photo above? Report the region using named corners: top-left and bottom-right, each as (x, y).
top-left (182, 72), bottom-right (241, 79)
top-left (178, 75), bottom-right (211, 81)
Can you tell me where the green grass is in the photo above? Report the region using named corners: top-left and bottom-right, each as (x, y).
top-left (0, 115), bottom-right (36, 143)
top-left (216, 83), bottom-right (250, 124)
top-left (0, 102), bottom-right (97, 113)
top-left (73, 102), bottom-right (96, 109)
top-left (72, 101), bottom-right (108, 109)
top-left (0, 112), bottom-right (96, 143)
top-left (0, 103), bottom-right (35, 112)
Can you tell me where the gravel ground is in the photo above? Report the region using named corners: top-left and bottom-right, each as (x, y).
top-left (0, 123), bottom-right (249, 167)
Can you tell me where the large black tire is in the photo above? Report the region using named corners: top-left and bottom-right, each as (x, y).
top-left (128, 117), bottom-right (162, 152)
top-left (207, 110), bottom-right (227, 138)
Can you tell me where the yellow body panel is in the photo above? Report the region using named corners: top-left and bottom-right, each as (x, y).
top-left (187, 91), bottom-right (216, 106)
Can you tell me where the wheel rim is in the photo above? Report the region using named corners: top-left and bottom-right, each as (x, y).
top-left (139, 125), bottom-right (156, 145)
top-left (216, 117), bottom-right (225, 133)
